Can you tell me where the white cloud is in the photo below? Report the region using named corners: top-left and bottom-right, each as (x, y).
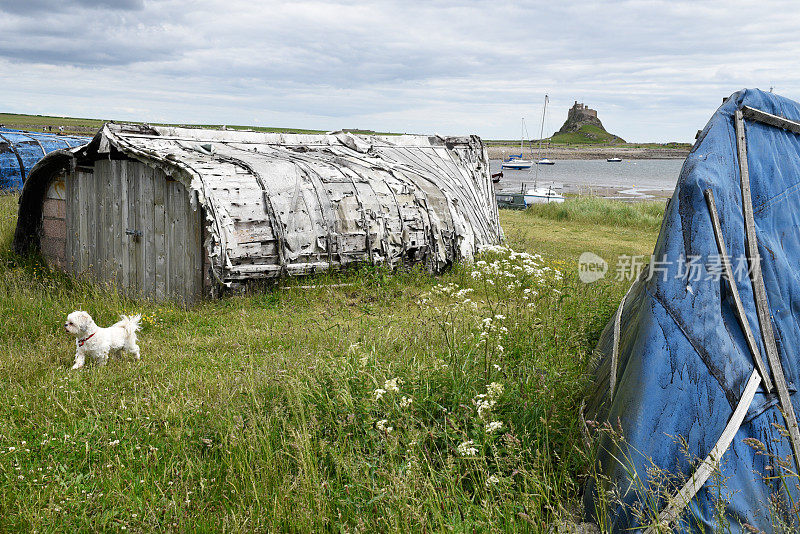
top-left (0, 0), bottom-right (798, 141)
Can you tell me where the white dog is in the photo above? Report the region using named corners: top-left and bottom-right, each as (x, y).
top-left (65, 311), bottom-right (142, 369)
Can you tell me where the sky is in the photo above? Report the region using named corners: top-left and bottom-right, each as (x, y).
top-left (0, 0), bottom-right (798, 142)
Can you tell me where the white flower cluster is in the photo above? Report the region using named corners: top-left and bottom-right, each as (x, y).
top-left (457, 440), bottom-right (478, 456)
top-left (485, 421), bottom-right (503, 433)
top-left (384, 378), bottom-right (400, 393)
top-left (471, 245), bottom-right (562, 291)
top-left (479, 315), bottom-right (508, 341)
top-left (475, 382), bottom-right (504, 434)
top-left (374, 377), bottom-right (402, 400)
top-left (417, 283), bottom-right (478, 312)
top-left (376, 419), bottom-right (393, 434)
top-left (373, 378), bottom-right (412, 436)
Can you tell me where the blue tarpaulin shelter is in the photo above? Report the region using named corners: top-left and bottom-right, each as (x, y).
top-left (585, 89), bottom-right (800, 532)
top-left (0, 128), bottom-right (88, 191)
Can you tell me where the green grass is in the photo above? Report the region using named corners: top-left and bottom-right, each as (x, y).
top-left (549, 125), bottom-right (623, 145)
top-left (0, 194), bottom-right (659, 531)
top-left (527, 196), bottom-right (665, 230)
top-left (0, 112), bottom-right (401, 137)
top-left (0, 113), bottom-right (106, 136)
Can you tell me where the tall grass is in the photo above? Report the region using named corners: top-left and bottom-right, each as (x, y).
top-left (0, 194), bottom-right (657, 531)
top-left (526, 196), bottom-right (666, 230)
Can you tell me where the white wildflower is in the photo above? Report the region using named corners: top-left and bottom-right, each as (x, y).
top-left (400, 396), bottom-right (413, 408)
top-left (109, 439), bottom-right (120, 446)
top-left (487, 382), bottom-right (504, 399)
top-left (376, 419), bottom-right (393, 434)
top-left (374, 388), bottom-right (386, 400)
top-left (476, 399), bottom-right (495, 421)
top-left (485, 421), bottom-right (503, 433)
top-left (457, 440), bottom-right (478, 457)
top-left (486, 474), bottom-right (500, 487)
top-left (384, 378), bottom-right (400, 393)
top-left (493, 364), bottom-right (501, 371)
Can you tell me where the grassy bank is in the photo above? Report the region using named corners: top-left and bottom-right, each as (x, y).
top-left (0, 195), bottom-right (660, 531)
top-left (0, 112), bottom-right (398, 137)
top-left (549, 125), bottom-right (622, 145)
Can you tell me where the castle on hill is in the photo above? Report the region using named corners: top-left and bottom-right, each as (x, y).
top-left (557, 101), bottom-right (603, 133)
top-left (555, 101), bottom-right (624, 142)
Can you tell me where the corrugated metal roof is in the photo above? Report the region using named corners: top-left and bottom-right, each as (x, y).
top-left (0, 128), bottom-right (89, 191)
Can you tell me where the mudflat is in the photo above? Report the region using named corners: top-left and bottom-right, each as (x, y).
top-left (488, 144), bottom-right (689, 160)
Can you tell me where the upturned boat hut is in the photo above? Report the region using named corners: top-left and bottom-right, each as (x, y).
top-left (0, 128), bottom-right (88, 191)
top-left (14, 123), bottom-right (501, 302)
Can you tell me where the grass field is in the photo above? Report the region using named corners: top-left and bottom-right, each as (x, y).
top-left (0, 194), bottom-right (660, 531)
top-left (0, 112), bottom-right (397, 137)
top-left (0, 113), bottom-right (106, 136)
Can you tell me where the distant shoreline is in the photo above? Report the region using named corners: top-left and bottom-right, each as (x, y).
top-left (487, 144), bottom-right (689, 160)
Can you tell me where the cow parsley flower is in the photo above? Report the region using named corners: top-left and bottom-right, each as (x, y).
top-left (457, 440), bottom-right (478, 456)
top-left (485, 421), bottom-right (503, 433)
top-left (487, 382), bottom-right (504, 399)
top-left (374, 388), bottom-right (386, 400)
top-left (384, 378), bottom-right (400, 393)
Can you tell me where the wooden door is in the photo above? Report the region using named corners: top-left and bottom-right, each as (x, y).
top-left (65, 159), bottom-right (203, 302)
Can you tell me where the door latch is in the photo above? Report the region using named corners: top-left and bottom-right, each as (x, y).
top-left (125, 229), bottom-right (143, 240)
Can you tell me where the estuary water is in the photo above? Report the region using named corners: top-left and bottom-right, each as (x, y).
top-left (490, 158), bottom-right (685, 199)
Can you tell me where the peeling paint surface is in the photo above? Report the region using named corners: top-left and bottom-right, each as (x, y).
top-left (89, 124), bottom-right (501, 286)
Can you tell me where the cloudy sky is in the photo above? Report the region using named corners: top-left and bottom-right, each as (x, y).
top-left (0, 0), bottom-right (797, 141)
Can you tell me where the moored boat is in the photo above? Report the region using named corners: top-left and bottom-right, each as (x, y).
top-left (535, 95), bottom-right (555, 165)
top-left (501, 157), bottom-right (532, 170)
top-left (524, 185), bottom-right (564, 204)
top-left (502, 118), bottom-right (534, 170)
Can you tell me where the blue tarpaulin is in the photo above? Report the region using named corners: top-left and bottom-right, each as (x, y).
top-left (584, 89), bottom-right (800, 532)
top-left (0, 128), bottom-right (88, 191)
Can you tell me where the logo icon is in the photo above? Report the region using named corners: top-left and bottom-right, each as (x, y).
top-left (579, 252), bottom-right (608, 283)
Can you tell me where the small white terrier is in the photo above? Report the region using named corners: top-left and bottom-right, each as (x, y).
top-left (65, 311), bottom-right (142, 369)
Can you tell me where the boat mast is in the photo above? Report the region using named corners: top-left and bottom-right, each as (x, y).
top-left (538, 94), bottom-right (548, 160)
top-left (520, 118), bottom-right (524, 155)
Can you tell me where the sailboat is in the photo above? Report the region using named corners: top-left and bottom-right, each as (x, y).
top-left (536, 95), bottom-right (555, 165)
top-left (523, 183), bottom-right (564, 204)
top-left (524, 94), bottom-right (564, 203)
top-left (501, 118), bottom-right (533, 169)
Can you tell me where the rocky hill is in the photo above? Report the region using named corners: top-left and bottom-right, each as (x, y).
top-left (552, 101), bottom-right (625, 144)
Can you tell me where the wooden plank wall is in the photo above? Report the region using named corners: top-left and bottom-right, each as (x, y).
top-left (64, 159), bottom-right (203, 302)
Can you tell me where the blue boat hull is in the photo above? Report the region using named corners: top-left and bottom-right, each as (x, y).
top-left (584, 89), bottom-right (800, 532)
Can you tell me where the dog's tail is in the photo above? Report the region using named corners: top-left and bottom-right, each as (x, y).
top-left (119, 314), bottom-right (142, 337)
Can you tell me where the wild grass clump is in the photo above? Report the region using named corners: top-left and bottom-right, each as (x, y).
top-left (0, 193), bottom-right (656, 531)
top-left (526, 196), bottom-right (666, 230)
